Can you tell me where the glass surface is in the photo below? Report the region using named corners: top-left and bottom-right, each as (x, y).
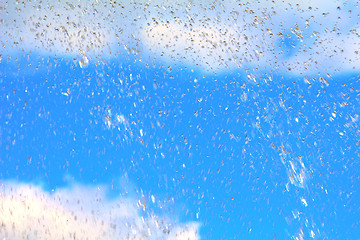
top-left (1, 0), bottom-right (359, 239)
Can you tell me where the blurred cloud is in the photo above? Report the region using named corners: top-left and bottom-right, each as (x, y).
top-left (0, 181), bottom-right (199, 240)
top-left (1, 0), bottom-right (359, 75)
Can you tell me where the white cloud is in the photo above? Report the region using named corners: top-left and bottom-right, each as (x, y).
top-left (140, 0), bottom-right (360, 75)
top-left (0, 181), bottom-right (199, 240)
top-left (1, 0), bottom-right (359, 75)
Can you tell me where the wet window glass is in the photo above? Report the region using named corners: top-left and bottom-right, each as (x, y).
top-left (1, 0), bottom-right (359, 239)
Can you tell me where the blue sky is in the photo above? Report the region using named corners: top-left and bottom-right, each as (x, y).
top-left (1, 0), bottom-right (360, 239)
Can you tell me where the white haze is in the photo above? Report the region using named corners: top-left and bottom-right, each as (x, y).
top-left (1, 0), bottom-right (359, 75)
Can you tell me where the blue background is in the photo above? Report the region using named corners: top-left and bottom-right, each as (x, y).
top-left (1, 53), bottom-right (360, 239)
